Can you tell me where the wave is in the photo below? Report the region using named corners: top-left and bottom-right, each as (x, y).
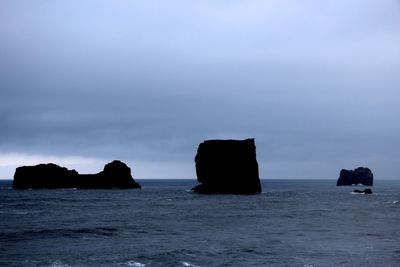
top-left (124, 260), bottom-right (146, 267)
top-left (49, 260), bottom-right (71, 267)
top-left (1, 227), bottom-right (118, 242)
top-left (0, 210), bottom-right (29, 215)
top-left (31, 227), bottom-right (118, 237)
top-left (181, 261), bottom-right (200, 267)
top-left (350, 192), bottom-right (371, 195)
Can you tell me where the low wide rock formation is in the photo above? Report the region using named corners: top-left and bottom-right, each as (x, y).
top-left (336, 167), bottom-right (373, 186)
top-left (191, 138), bottom-right (262, 194)
top-left (13, 160), bottom-right (141, 189)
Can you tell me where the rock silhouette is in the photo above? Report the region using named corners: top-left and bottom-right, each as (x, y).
top-left (13, 160), bottom-right (141, 189)
top-left (191, 138), bottom-right (261, 194)
top-left (354, 188), bottom-right (373, 194)
top-left (336, 167), bottom-right (373, 186)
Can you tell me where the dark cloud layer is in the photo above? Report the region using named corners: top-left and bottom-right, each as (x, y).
top-left (1, 1), bottom-right (399, 179)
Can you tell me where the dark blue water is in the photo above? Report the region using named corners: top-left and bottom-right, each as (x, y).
top-left (1, 179), bottom-right (399, 267)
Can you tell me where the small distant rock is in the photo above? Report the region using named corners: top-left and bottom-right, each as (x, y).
top-left (12, 160), bottom-right (141, 189)
top-left (354, 188), bottom-right (373, 194)
top-left (336, 167), bottom-right (373, 186)
top-left (191, 138), bottom-right (261, 194)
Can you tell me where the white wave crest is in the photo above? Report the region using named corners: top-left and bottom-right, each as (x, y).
top-left (50, 261), bottom-right (71, 267)
top-left (126, 260), bottom-right (146, 267)
top-left (181, 261), bottom-right (200, 267)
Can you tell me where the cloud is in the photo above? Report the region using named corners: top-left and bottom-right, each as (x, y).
top-left (0, 153), bottom-right (102, 167)
top-left (0, 0), bottom-right (399, 179)
top-left (0, 153), bottom-right (106, 180)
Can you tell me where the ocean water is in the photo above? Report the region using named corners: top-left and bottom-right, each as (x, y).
top-left (0, 179), bottom-right (399, 267)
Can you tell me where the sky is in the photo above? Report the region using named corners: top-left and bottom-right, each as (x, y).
top-left (0, 0), bottom-right (399, 179)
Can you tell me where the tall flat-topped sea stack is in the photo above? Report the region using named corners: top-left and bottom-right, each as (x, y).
top-left (336, 167), bottom-right (373, 186)
top-left (191, 138), bottom-right (261, 194)
top-left (13, 160), bottom-right (141, 189)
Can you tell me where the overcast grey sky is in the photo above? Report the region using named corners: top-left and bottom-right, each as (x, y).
top-left (1, 0), bottom-right (399, 179)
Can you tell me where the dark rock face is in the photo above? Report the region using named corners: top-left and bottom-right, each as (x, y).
top-left (13, 163), bottom-right (79, 189)
top-left (336, 167), bottom-right (373, 186)
top-left (13, 160), bottom-right (141, 189)
top-left (191, 138), bottom-right (261, 194)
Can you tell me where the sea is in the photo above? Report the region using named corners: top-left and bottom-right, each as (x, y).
top-left (0, 179), bottom-right (399, 267)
